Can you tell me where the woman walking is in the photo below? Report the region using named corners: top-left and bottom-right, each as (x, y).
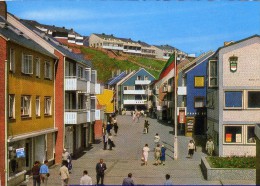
top-left (113, 118), bottom-right (119, 135)
top-left (188, 140), bottom-right (196, 158)
top-left (160, 145), bottom-right (166, 165)
top-left (154, 144), bottom-right (161, 165)
top-left (142, 144), bottom-right (150, 166)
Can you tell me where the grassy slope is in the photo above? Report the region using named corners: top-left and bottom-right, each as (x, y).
top-left (80, 47), bottom-right (166, 83)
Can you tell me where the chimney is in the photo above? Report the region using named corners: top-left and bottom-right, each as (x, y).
top-left (224, 41), bottom-right (234, 46)
top-left (0, 1), bottom-right (7, 20)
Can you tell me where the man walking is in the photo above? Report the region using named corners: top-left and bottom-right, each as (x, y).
top-left (206, 138), bottom-right (214, 156)
top-left (164, 174), bottom-right (173, 185)
top-left (39, 160), bottom-right (49, 186)
top-left (96, 159), bottom-right (107, 185)
top-left (122, 173), bottom-right (134, 185)
top-left (80, 170), bottom-right (92, 185)
top-left (32, 161), bottom-right (41, 186)
top-left (60, 160), bottom-right (70, 186)
top-left (154, 133), bottom-right (160, 148)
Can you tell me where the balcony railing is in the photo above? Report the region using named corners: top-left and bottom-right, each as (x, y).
top-left (123, 90), bottom-right (146, 94)
top-left (178, 86), bottom-right (187, 95)
top-left (135, 80), bottom-right (151, 85)
top-left (65, 110), bottom-right (87, 124)
top-left (65, 77), bottom-right (88, 91)
top-left (123, 49), bottom-right (142, 54)
top-left (124, 100), bottom-right (147, 105)
top-left (103, 45), bottom-right (124, 51)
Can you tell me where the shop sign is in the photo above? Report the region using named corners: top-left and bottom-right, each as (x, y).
top-left (16, 148), bottom-right (25, 158)
top-left (178, 110), bottom-right (186, 124)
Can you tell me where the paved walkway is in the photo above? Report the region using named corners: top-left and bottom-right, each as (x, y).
top-left (26, 115), bottom-right (255, 185)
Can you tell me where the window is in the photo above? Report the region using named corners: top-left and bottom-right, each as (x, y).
top-left (247, 91), bottom-right (260, 108)
top-left (78, 94), bottom-right (85, 110)
top-left (35, 58), bottom-right (41, 78)
top-left (44, 61), bottom-right (52, 79)
top-left (194, 96), bottom-right (205, 108)
top-left (21, 95), bottom-right (31, 117)
top-left (44, 97), bottom-right (52, 115)
top-left (85, 68), bottom-right (91, 81)
top-left (137, 76), bottom-right (141, 80)
top-left (208, 60), bottom-right (217, 87)
top-left (224, 126), bottom-right (242, 143)
top-left (9, 94), bottom-right (15, 119)
top-left (91, 70), bottom-right (97, 83)
top-left (247, 126), bottom-right (256, 143)
top-left (224, 91), bottom-right (243, 108)
top-left (77, 66), bottom-right (84, 79)
top-left (36, 96), bottom-right (40, 117)
top-left (21, 54), bottom-right (33, 74)
top-left (10, 48), bottom-right (15, 72)
top-left (194, 76), bottom-right (204, 88)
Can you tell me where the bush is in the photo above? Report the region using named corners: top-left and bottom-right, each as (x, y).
top-left (206, 156), bottom-right (256, 168)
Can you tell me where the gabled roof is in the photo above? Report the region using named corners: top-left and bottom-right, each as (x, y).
top-left (106, 71), bottom-right (128, 86)
top-left (122, 68), bottom-right (155, 84)
top-left (0, 16), bottom-right (57, 59)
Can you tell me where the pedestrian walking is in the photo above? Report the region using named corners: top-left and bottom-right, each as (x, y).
top-left (113, 118), bottom-right (119, 135)
top-left (136, 111), bottom-right (140, 123)
top-left (67, 154), bottom-right (72, 173)
top-left (32, 161), bottom-right (41, 186)
top-left (60, 160), bottom-right (70, 186)
top-left (132, 111), bottom-right (136, 122)
top-left (142, 144), bottom-right (150, 166)
top-left (160, 145), bottom-right (166, 165)
top-left (39, 160), bottom-right (49, 186)
top-left (154, 133), bottom-right (160, 148)
top-left (103, 133), bottom-right (108, 150)
top-left (187, 140), bottom-right (196, 158)
top-left (122, 173), bottom-right (135, 185)
top-left (106, 122), bottom-right (112, 134)
top-left (143, 120), bottom-right (150, 134)
top-left (108, 133), bottom-right (115, 150)
top-left (164, 174), bottom-right (173, 185)
top-left (154, 144), bottom-right (161, 165)
top-left (96, 159), bottom-right (107, 185)
top-left (62, 149), bottom-right (70, 162)
top-left (206, 138), bottom-right (214, 156)
top-left (80, 170), bottom-right (92, 185)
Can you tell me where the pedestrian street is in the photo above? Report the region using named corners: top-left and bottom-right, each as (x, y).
top-left (27, 115), bottom-right (222, 185)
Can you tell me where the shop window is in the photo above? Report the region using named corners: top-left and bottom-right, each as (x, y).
top-left (194, 76), bottom-right (204, 88)
top-left (44, 61), bottom-right (52, 79)
top-left (9, 94), bottom-right (15, 119)
top-left (44, 97), bottom-right (52, 115)
top-left (10, 48), bottom-right (15, 73)
top-left (35, 58), bottom-right (41, 78)
top-left (247, 91), bottom-right (260, 108)
top-left (36, 96), bottom-right (40, 117)
top-left (224, 91), bottom-right (242, 109)
top-left (194, 96), bottom-right (205, 108)
top-left (21, 53), bottom-right (33, 74)
top-left (208, 60), bottom-right (217, 87)
top-left (224, 125), bottom-right (242, 143)
top-left (247, 126), bottom-right (256, 143)
top-left (21, 95), bottom-right (31, 117)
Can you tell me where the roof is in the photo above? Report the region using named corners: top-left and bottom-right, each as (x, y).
top-left (153, 44), bottom-right (176, 51)
top-left (106, 71), bottom-right (128, 86)
top-left (0, 16), bottom-right (57, 59)
top-left (8, 14), bottom-right (91, 67)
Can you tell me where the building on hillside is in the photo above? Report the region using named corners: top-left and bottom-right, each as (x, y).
top-left (118, 68), bottom-right (155, 112)
top-left (22, 19), bottom-right (84, 46)
top-left (89, 33), bottom-right (188, 60)
top-left (207, 35), bottom-right (260, 156)
top-left (178, 51), bottom-right (214, 136)
top-left (0, 12), bottom-right (58, 185)
top-left (7, 12), bottom-right (101, 159)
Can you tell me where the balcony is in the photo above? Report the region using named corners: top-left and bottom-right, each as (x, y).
top-left (65, 77), bottom-right (88, 91)
top-left (103, 45), bottom-right (124, 51)
top-left (135, 80), bottom-right (151, 85)
top-left (65, 110), bottom-right (87, 124)
top-left (168, 85), bottom-right (173, 92)
top-left (123, 49), bottom-right (142, 54)
top-left (124, 100), bottom-right (147, 105)
top-left (123, 90), bottom-right (146, 94)
top-left (178, 86), bottom-right (187, 95)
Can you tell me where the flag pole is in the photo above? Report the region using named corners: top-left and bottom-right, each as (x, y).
top-left (174, 50), bottom-right (178, 160)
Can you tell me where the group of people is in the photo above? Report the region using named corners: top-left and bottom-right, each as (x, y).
top-left (187, 138), bottom-right (215, 158)
top-left (103, 115), bottom-right (118, 150)
top-left (31, 160), bottom-right (49, 186)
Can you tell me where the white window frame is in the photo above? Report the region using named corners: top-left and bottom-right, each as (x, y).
top-left (36, 96), bottom-right (40, 117)
top-left (208, 60), bottom-right (218, 87)
top-left (246, 125), bottom-right (256, 144)
top-left (246, 90), bottom-right (260, 109)
top-left (194, 96), bottom-right (205, 108)
top-left (21, 95), bottom-right (31, 117)
top-left (85, 68), bottom-right (91, 81)
top-left (35, 58), bottom-right (41, 78)
top-left (9, 94), bottom-right (15, 119)
top-left (223, 125), bottom-right (243, 144)
top-left (10, 48), bottom-right (15, 73)
top-left (21, 53), bottom-right (33, 74)
top-left (77, 66), bottom-right (84, 79)
top-left (44, 61), bottom-right (52, 79)
top-left (224, 90), bottom-right (243, 109)
top-left (44, 97), bottom-right (52, 115)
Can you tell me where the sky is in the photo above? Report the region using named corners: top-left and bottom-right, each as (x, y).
top-left (6, 0), bottom-right (260, 56)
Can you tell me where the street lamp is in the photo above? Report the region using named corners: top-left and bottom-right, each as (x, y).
top-left (173, 51), bottom-right (178, 160)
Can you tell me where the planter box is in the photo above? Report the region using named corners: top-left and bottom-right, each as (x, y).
top-left (200, 156), bottom-right (256, 181)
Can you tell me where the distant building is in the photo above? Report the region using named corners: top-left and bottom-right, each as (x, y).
top-left (152, 44), bottom-right (188, 61)
top-left (207, 35), bottom-right (260, 156)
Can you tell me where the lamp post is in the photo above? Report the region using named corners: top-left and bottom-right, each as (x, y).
top-left (173, 51), bottom-right (178, 160)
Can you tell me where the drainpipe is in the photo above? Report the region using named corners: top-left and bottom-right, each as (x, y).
top-left (5, 59), bottom-right (8, 186)
top-left (63, 57), bottom-right (66, 150)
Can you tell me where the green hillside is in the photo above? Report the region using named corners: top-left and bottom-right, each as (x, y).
top-left (80, 47), bottom-right (166, 83)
